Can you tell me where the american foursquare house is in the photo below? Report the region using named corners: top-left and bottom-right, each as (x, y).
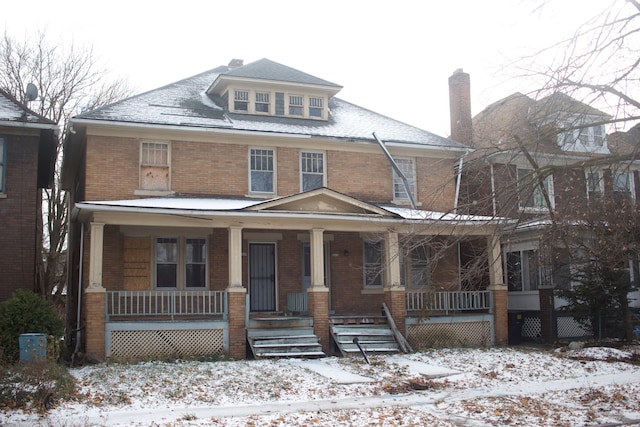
top-left (62, 59), bottom-right (507, 360)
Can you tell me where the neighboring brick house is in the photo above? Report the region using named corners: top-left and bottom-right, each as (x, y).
top-left (450, 69), bottom-right (640, 342)
top-left (62, 59), bottom-right (506, 360)
top-left (0, 89), bottom-right (57, 301)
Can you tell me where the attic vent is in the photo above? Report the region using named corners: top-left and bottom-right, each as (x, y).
top-left (228, 59), bottom-right (244, 68)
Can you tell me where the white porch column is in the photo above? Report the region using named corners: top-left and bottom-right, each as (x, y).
top-left (228, 226), bottom-right (244, 288)
top-left (384, 231), bottom-right (402, 289)
top-left (487, 234), bottom-right (504, 288)
top-left (88, 222), bottom-right (105, 290)
top-left (310, 228), bottom-right (325, 288)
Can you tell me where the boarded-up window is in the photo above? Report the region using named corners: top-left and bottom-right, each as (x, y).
top-left (140, 142), bottom-right (170, 191)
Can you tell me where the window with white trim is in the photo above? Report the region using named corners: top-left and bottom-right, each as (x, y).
top-left (289, 95), bottom-right (303, 116)
top-left (506, 249), bottom-right (541, 292)
top-left (363, 240), bottom-right (383, 288)
top-left (517, 168), bottom-right (554, 211)
top-left (255, 92), bottom-right (270, 113)
top-left (250, 148), bottom-right (275, 194)
top-left (0, 137), bottom-right (5, 193)
top-left (393, 158), bottom-right (416, 201)
top-left (560, 122), bottom-right (607, 151)
top-left (155, 237), bottom-right (208, 289)
top-left (234, 90), bottom-right (249, 111)
top-left (612, 170), bottom-right (634, 199)
top-left (140, 142), bottom-right (170, 191)
top-left (309, 97), bottom-right (323, 118)
top-left (300, 151), bottom-right (324, 191)
top-left (586, 170), bottom-right (604, 199)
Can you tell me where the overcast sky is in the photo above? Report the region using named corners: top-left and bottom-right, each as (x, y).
top-left (3, 0), bottom-right (613, 137)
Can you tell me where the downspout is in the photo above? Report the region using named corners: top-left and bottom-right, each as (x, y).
top-left (453, 155), bottom-right (465, 214)
top-left (490, 163), bottom-right (497, 217)
top-left (73, 223), bottom-right (84, 358)
top-left (372, 132), bottom-right (416, 210)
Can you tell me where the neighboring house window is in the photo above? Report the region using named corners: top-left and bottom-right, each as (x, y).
top-left (560, 123), bottom-right (606, 150)
top-left (309, 97), bottom-right (323, 118)
top-left (400, 244), bottom-right (430, 288)
top-left (289, 95), bottom-right (303, 116)
top-left (363, 240), bottom-right (383, 288)
top-left (393, 158), bottom-right (416, 201)
top-left (255, 92), bottom-right (270, 113)
top-left (300, 151), bottom-right (324, 191)
top-left (155, 237), bottom-right (208, 289)
top-left (0, 137), bottom-right (5, 193)
top-left (234, 90), bottom-right (249, 111)
top-left (250, 148), bottom-right (275, 193)
top-left (140, 142), bottom-right (170, 191)
top-left (517, 168), bottom-right (554, 211)
top-left (586, 170), bottom-right (604, 199)
top-left (506, 249), bottom-right (541, 292)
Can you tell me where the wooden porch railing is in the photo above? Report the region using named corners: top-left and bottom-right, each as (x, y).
top-left (406, 290), bottom-right (492, 315)
top-left (106, 290), bottom-right (227, 321)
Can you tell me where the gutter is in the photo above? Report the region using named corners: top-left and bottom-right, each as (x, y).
top-left (0, 120), bottom-right (59, 131)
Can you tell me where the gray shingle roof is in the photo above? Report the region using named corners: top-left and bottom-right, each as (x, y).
top-left (0, 89), bottom-right (56, 125)
top-left (74, 60), bottom-right (467, 151)
top-left (219, 58), bottom-right (342, 88)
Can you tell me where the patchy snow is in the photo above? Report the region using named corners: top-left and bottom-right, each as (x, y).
top-left (2, 347), bottom-right (640, 426)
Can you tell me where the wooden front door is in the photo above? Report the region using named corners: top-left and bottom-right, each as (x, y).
top-left (249, 243), bottom-right (276, 312)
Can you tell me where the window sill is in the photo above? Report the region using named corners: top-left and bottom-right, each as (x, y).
top-left (392, 199), bottom-right (421, 207)
top-left (246, 193), bottom-right (276, 199)
top-left (361, 288), bottom-right (384, 295)
top-left (135, 189), bottom-right (175, 197)
top-left (0, 193), bottom-right (6, 199)
top-left (518, 207), bottom-right (552, 214)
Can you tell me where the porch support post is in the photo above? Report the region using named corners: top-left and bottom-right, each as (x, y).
top-left (383, 231), bottom-right (406, 334)
top-left (226, 225), bottom-right (246, 359)
top-left (487, 234), bottom-right (508, 345)
top-left (538, 286), bottom-right (556, 344)
top-left (308, 228), bottom-right (330, 353)
top-left (86, 222), bottom-right (106, 360)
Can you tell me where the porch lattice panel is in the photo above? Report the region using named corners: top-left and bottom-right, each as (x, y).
top-left (407, 321), bottom-right (491, 348)
top-left (110, 328), bottom-right (224, 360)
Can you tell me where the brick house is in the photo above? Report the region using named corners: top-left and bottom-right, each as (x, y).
top-left (0, 89), bottom-right (57, 301)
top-left (450, 69), bottom-right (640, 343)
top-left (62, 59), bottom-right (506, 360)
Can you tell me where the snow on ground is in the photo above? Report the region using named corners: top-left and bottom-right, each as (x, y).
top-left (2, 346), bottom-right (640, 426)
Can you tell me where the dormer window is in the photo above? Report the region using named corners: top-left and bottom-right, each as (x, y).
top-left (234, 90), bottom-right (249, 111)
top-left (289, 95), bottom-right (303, 116)
top-left (255, 92), bottom-right (270, 113)
top-left (309, 97), bottom-right (323, 118)
top-left (559, 121), bottom-right (608, 153)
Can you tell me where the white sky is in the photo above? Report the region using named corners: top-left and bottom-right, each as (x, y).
top-left (2, 0), bottom-right (614, 137)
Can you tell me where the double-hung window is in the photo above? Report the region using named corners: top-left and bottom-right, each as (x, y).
top-left (300, 151), bottom-right (324, 191)
top-left (289, 95), bottom-right (303, 116)
top-left (586, 170), bottom-right (603, 199)
top-left (613, 170), bottom-right (634, 199)
top-left (363, 240), bottom-right (383, 288)
top-left (255, 92), bottom-right (270, 113)
top-left (506, 249), bottom-right (541, 292)
top-left (0, 137), bottom-right (5, 193)
top-left (250, 148), bottom-right (275, 194)
top-left (393, 158), bottom-right (416, 201)
top-left (309, 97), bottom-right (323, 118)
top-left (234, 90), bottom-right (249, 111)
top-left (155, 237), bottom-right (207, 289)
top-left (140, 142), bottom-right (170, 191)
top-left (517, 168), bottom-right (554, 211)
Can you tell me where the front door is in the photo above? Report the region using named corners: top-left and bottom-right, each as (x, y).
top-left (249, 243), bottom-right (276, 312)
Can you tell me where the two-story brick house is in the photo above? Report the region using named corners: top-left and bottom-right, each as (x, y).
top-left (0, 89), bottom-right (57, 301)
top-left (62, 59), bottom-right (506, 360)
top-left (450, 69), bottom-right (640, 342)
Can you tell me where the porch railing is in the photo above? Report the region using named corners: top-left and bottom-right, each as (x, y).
top-left (106, 290), bottom-right (227, 321)
top-left (406, 290), bottom-right (492, 316)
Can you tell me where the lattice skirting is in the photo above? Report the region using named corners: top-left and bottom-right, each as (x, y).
top-left (109, 328), bottom-right (225, 360)
top-left (407, 320), bottom-right (492, 349)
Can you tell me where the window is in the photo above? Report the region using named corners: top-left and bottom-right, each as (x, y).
top-left (363, 240), bottom-right (383, 288)
top-left (300, 151), bottom-right (324, 191)
top-left (250, 148), bottom-right (275, 193)
top-left (140, 142), bottom-right (170, 191)
top-left (400, 244), bottom-right (429, 288)
top-left (586, 170), bottom-right (603, 199)
top-left (155, 237), bottom-right (208, 289)
top-left (255, 92), bottom-right (270, 113)
top-left (506, 249), bottom-right (541, 292)
top-left (0, 137), bottom-right (5, 193)
top-left (309, 97), bottom-right (323, 118)
top-left (613, 171), bottom-right (631, 195)
top-left (560, 123), bottom-right (606, 150)
top-left (517, 168), bottom-right (554, 211)
top-left (289, 95), bottom-right (303, 116)
top-left (234, 90), bottom-right (249, 111)
top-left (393, 158), bottom-right (416, 201)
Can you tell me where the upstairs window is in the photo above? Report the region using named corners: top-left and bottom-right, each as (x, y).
top-left (140, 142), bottom-right (170, 191)
top-left (560, 123), bottom-right (606, 151)
top-left (300, 151), bottom-right (325, 191)
top-left (250, 148), bottom-right (275, 194)
top-left (309, 97), bottom-right (323, 118)
top-left (0, 137), bottom-right (5, 193)
top-left (289, 95), bottom-right (303, 116)
top-left (517, 168), bottom-right (554, 211)
top-left (393, 158), bottom-right (416, 201)
top-left (363, 240), bottom-right (383, 288)
top-left (255, 92), bottom-right (270, 113)
top-left (234, 90), bottom-right (249, 111)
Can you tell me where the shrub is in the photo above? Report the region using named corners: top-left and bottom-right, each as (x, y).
top-left (0, 290), bottom-right (63, 362)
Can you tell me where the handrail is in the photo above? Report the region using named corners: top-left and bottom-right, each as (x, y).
top-left (406, 290), bottom-right (492, 315)
top-left (106, 290), bottom-right (227, 320)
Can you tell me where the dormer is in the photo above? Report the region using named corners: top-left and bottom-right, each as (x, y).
top-left (206, 58), bottom-right (342, 121)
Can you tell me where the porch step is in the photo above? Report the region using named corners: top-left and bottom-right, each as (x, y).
top-left (330, 324), bottom-right (400, 356)
top-left (248, 317), bottom-right (313, 329)
top-left (247, 327), bottom-right (325, 359)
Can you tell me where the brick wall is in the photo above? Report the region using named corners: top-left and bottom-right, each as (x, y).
top-left (0, 134), bottom-right (39, 301)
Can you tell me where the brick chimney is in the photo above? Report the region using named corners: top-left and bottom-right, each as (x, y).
top-left (449, 68), bottom-right (472, 145)
top-left (228, 59), bottom-right (244, 68)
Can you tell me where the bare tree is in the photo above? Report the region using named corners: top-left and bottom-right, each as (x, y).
top-left (0, 30), bottom-right (133, 308)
